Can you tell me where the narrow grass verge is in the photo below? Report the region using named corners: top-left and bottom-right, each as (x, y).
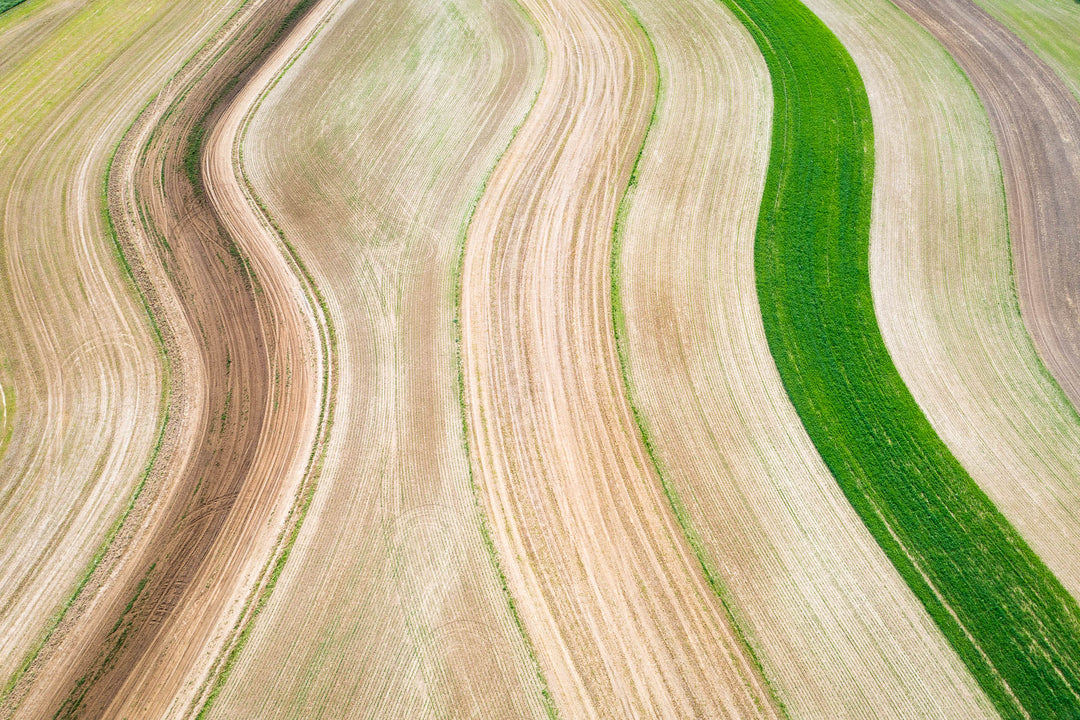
top-left (719, 0), bottom-right (1080, 716)
top-left (184, 2), bottom-right (338, 716)
top-left (0, 115), bottom-right (171, 706)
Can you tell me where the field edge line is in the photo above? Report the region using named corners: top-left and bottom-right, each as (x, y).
top-left (606, 2), bottom-right (790, 717)
top-left (728, 0), bottom-right (1080, 715)
top-left (186, 1), bottom-right (342, 716)
top-left (0, 99), bottom-right (172, 711)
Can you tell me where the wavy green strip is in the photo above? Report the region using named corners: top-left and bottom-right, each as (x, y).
top-left (718, 0), bottom-right (1080, 717)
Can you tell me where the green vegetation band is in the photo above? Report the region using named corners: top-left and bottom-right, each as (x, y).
top-left (716, 0), bottom-right (1080, 715)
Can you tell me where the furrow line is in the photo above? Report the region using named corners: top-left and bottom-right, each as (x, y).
top-left (10, 1), bottom-right (329, 716)
top-left (612, 0), bottom-right (1002, 714)
top-left (460, 0), bottom-right (783, 715)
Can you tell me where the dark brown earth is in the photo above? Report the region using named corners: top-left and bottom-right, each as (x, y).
top-left (893, 0), bottom-right (1080, 412)
top-left (7, 1), bottom-right (328, 717)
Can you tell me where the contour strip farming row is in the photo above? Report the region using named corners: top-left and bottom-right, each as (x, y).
top-left (9, 1), bottom-right (329, 716)
top-left (5, 0), bottom-right (1080, 715)
top-left (201, 0), bottom-right (554, 716)
top-left (907, 0), bottom-right (1080, 415)
top-left (460, 0), bottom-right (782, 715)
top-left (612, 0), bottom-right (998, 713)
top-left (0, 0), bottom-right (239, 701)
top-left (820, 0), bottom-right (1080, 611)
top-left (721, 0), bottom-right (1080, 717)
top-left (889, 0), bottom-right (1080, 592)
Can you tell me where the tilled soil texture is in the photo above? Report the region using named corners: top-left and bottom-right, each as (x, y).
top-left (202, 0), bottom-right (553, 717)
top-left (460, 0), bottom-right (783, 715)
top-left (0, 0), bottom-right (240, 696)
top-left (819, 0), bottom-right (1080, 607)
top-left (893, 0), bottom-right (1080, 416)
top-left (10, 0), bottom-right (329, 717)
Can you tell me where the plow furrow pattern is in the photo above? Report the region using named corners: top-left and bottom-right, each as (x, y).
top-left (614, 0), bottom-right (996, 715)
top-left (0, 0), bottom-right (239, 703)
top-left (460, 0), bottom-right (781, 716)
top-left (7, 1), bottom-right (329, 716)
top-left (202, 0), bottom-right (553, 716)
top-left (5, 0), bottom-right (1080, 715)
top-left (889, 0), bottom-right (1080, 600)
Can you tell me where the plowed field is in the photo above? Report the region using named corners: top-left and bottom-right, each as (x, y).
top-left (4, 0), bottom-right (1080, 716)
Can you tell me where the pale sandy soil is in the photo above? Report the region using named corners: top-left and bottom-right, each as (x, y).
top-left (887, 0), bottom-right (1080, 599)
top-left (6, 0), bottom-right (329, 716)
top-left (615, 0), bottom-right (997, 716)
top-left (0, 0), bottom-right (239, 692)
top-left (205, 0), bottom-right (552, 717)
top-left (460, 0), bottom-right (782, 716)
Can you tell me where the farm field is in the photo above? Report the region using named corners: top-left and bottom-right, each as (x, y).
top-left (3, 0), bottom-right (1080, 717)
top-left (614, 0), bottom-right (999, 715)
top-left (202, 0), bottom-right (551, 716)
top-left (0, 0), bottom-right (240, 702)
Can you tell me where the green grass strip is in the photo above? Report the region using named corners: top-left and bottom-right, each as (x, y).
top-left (717, 0), bottom-right (1080, 716)
top-left (0, 0), bottom-right (29, 16)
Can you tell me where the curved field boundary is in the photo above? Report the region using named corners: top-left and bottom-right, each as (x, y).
top-left (804, 0), bottom-right (1080, 615)
top-left (887, 0), bottom-right (1080, 419)
top-left (970, 0), bottom-right (1080, 102)
top-left (188, 2), bottom-right (339, 715)
top-left (460, 0), bottom-right (782, 714)
top-left (0, 0), bottom-right (241, 702)
top-left (889, 0), bottom-right (1080, 595)
top-left (722, 0), bottom-right (1080, 716)
top-left (201, 0), bottom-right (555, 717)
top-left (611, 0), bottom-right (998, 714)
top-left (10, 1), bottom-right (330, 716)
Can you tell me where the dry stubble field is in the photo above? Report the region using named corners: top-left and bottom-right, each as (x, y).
top-left (3, 0), bottom-right (1080, 716)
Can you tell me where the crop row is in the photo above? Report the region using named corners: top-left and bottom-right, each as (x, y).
top-left (721, 0), bottom-right (1080, 716)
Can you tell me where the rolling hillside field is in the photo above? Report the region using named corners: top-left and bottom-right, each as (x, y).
top-left (2, 0), bottom-right (1080, 717)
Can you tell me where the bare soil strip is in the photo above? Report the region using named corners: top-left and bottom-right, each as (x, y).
top-left (0, 0), bottom-right (239, 694)
top-left (202, 0), bottom-right (553, 717)
top-left (892, 0), bottom-right (1080, 415)
top-left (8, 1), bottom-right (329, 717)
top-left (725, 0), bottom-right (1080, 713)
top-left (460, 0), bottom-right (782, 716)
top-left (614, 0), bottom-right (997, 715)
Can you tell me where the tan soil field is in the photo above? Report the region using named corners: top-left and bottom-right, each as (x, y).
top-left (615, 0), bottom-right (996, 716)
top-left (0, 0), bottom-right (240, 696)
top-left (5, 0), bottom-right (1080, 715)
top-left (892, 0), bottom-right (1080, 417)
top-left (460, 0), bottom-right (782, 716)
top-left (205, 0), bottom-right (552, 716)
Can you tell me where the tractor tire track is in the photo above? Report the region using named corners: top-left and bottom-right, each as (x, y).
top-left (10, 1), bottom-right (329, 717)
